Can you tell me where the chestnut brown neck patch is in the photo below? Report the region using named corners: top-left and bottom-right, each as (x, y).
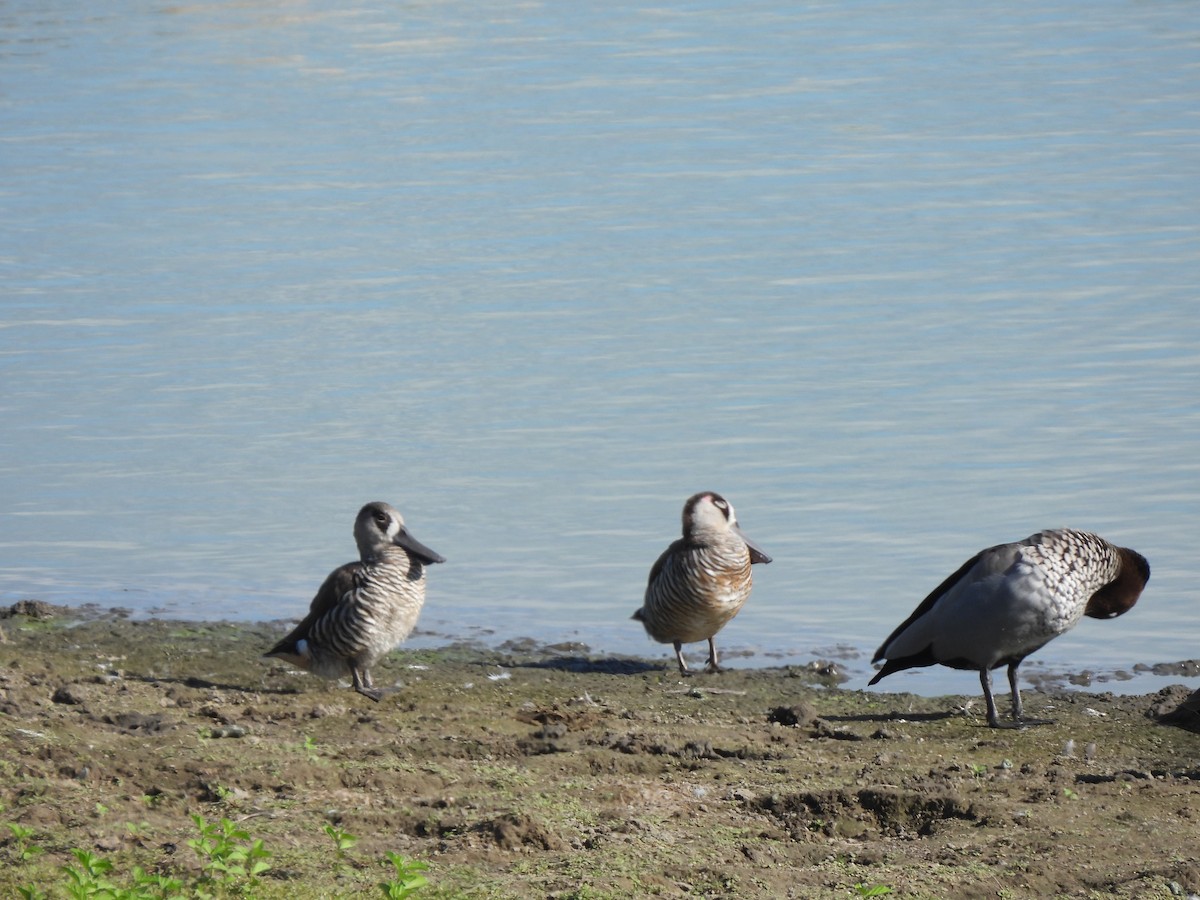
top-left (1085, 547), bottom-right (1150, 619)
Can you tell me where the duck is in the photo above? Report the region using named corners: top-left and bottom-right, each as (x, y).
top-left (265, 501), bottom-right (445, 701)
top-left (633, 491), bottom-right (771, 675)
top-left (869, 528), bottom-right (1149, 727)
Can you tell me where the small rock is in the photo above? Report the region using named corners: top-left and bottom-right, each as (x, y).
top-left (1153, 686), bottom-right (1200, 734)
top-left (767, 701), bottom-right (818, 727)
top-left (208, 725), bottom-right (248, 738)
top-left (815, 721), bottom-right (864, 741)
top-left (681, 739), bottom-right (715, 759)
top-left (309, 704), bottom-right (348, 718)
top-left (805, 660), bottom-right (843, 679)
top-left (9, 600), bottom-right (56, 619)
top-left (52, 684), bottom-right (88, 706)
top-left (198, 704), bottom-right (238, 724)
top-left (534, 722), bottom-right (567, 740)
top-left (104, 712), bottom-right (171, 733)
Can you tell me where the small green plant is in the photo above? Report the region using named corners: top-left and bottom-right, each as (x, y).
top-left (300, 734), bottom-right (320, 762)
top-left (187, 814), bottom-right (272, 888)
top-left (324, 823), bottom-right (358, 859)
top-left (1063, 786), bottom-right (1079, 800)
top-left (6, 822), bottom-right (43, 861)
top-left (45, 848), bottom-right (185, 900)
top-left (131, 866), bottom-right (185, 898)
top-left (12, 812), bottom-right (435, 900)
top-left (61, 848), bottom-right (119, 898)
top-left (968, 763), bottom-right (987, 778)
top-left (852, 884), bottom-right (894, 898)
top-left (379, 851), bottom-right (429, 899)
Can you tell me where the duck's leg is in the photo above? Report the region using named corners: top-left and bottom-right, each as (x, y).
top-left (704, 637), bottom-right (723, 673)
top-left (673, 641), bottom-right (690, 676)
top-left (980, 667), bottom-right (1003, 727)
top-left (351, 665), bottom-right (383, 702)
top-left (981, 664), bottom-right (1052, 728)
top-left (1008, 661), bottom-right (1053, 726)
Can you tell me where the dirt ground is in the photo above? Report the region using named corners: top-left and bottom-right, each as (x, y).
top-left (0, 602), bottom-right (1197, 899)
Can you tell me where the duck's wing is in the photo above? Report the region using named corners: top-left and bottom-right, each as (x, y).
top-left (265, 562), bottom-right (359, 658)
top-left (644, 538), bottom-right (690, 591)
top-left (869, 540), bottom-right (1022, 670)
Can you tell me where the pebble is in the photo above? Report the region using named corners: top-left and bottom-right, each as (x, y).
top-left (207, 724), bottom-right (248, 738)
top-left (51, 684), bottom-right (88, 706)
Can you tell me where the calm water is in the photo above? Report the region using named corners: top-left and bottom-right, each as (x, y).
top-left (2, 1), bottom-right (1198, 697)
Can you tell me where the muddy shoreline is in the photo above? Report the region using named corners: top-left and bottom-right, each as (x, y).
top-left (0, 603), bottom-right (1198, 898)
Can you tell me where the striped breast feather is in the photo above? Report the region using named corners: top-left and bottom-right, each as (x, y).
top-left (308, 601), bottom-right (375, 658)
top-left (644, 545), bottom-right (748, 629)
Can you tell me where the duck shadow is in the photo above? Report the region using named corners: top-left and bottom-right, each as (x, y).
top-left (128, 673), bottom-right (303, 696)
top-left (820, 710), bottom-right (960, 724)
top-left (513, 656), bottom-right (664, 676)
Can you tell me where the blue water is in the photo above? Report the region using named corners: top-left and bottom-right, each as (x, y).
top-left (2, 1), bottom-right (1198, 697)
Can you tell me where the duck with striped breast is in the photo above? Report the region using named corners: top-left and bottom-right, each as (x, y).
top-left (265, 501), bottom-right (445, 701)
top-left (633, 492), bottom-right (772, 675)
top-left (869, 529), bottom-right (1149, 727)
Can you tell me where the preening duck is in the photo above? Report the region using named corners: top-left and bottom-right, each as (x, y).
top-left (869, 529), bottom-right (1149, 727)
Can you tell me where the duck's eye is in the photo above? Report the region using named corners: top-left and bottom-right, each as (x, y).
top-left (712, 498), bottom-right (728, 512)
top-left (374, 511), bottom-right (389, 527)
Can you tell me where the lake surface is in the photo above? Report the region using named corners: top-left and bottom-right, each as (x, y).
top-left (2, 1), bottom-right (1198, 697)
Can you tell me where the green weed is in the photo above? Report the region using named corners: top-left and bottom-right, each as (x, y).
top-left (324, 822), bottom-right (358, 859)
top-left (6, 822), bottom-right (43, 861)
top-left (380, 851), bottom-right (429, 899)
top-left (61, 848), bottom-right (119, 898)
top-left (10, 812), bottom-right (433, 899)
top-left (186, 813), bottom-right (272, 888)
